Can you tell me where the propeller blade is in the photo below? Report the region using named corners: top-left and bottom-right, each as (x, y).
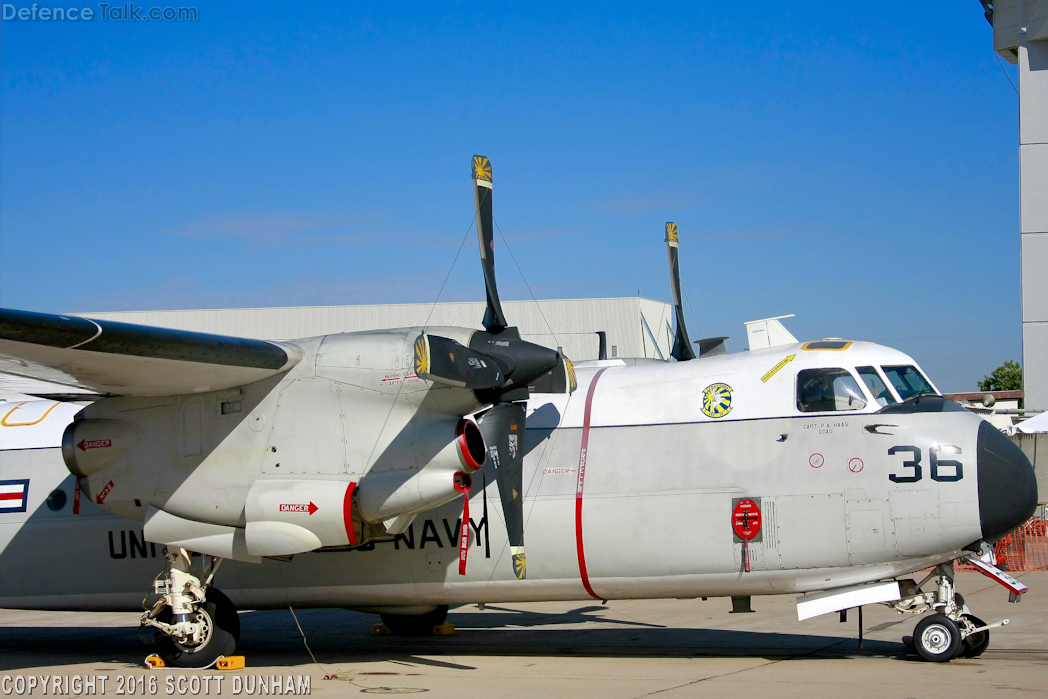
top-left (666, 222), bottom-right (696, 361)
top-left (478, 401), bottom-right (528, 579)
top-left (414, 333), bottom-right (507, 389)
top-left (472, 155), bottom-right (509, 333)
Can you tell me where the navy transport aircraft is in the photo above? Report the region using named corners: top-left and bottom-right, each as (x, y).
top-left (0, 156), bottom-right (1038, 666)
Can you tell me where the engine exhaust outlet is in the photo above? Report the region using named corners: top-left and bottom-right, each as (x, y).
top-left (457, 419), bottom-right (485, 471)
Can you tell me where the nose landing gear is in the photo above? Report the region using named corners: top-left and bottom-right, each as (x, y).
top-left (912, 613), bottom-right (962, 661)
top-left (890, 553), bottom-right (1015, 662)
top-left (140, 548), bottom-right (240, 668)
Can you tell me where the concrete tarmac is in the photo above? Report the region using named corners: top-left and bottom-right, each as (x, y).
top-left (2, 572), bottom-right (1046, 698)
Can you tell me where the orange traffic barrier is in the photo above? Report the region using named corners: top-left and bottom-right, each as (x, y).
top-left (957, 517), bottom-right (1048, 572)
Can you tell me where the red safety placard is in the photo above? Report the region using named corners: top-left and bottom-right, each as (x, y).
top-left (732, 498), bottom-right (761, 573)
top-left (732, 498), bottom-right (761, 540)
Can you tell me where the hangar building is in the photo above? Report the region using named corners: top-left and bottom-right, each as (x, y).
top-left (80, 297), bottom-right (678, 363)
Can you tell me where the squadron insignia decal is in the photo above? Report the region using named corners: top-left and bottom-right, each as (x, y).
top-left (701, 383), bottom-right (733, 418)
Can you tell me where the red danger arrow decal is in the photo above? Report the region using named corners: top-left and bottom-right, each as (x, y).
top-left (96, 480), bottom-right (114, 505)
top-left (77, 438), bottom-right (111, 452)
top-left (280, 502), bottom-right (318, 515)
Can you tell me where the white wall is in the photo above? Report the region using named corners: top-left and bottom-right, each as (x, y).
top-left (995, 0), bottom-right (1048, 410)
top-left (79, 297), bottom-right (676, 362)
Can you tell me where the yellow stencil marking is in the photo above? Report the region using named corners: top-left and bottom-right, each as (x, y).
top-left (761, 354), bottom-right (796, 383)
top-left (1, 401), bottom-right (60, 427)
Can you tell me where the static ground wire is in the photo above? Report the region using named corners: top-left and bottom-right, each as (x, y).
top-left (680, 281), bottom-right (705, 340)
top-left (366, 216), bottom-right (480, 485)
top-left (421, 212), bottom-right (477, 334)
top-left (277, 564), bottom-right (373, 688)
top-left (994, 52), bottom-right (1018, 94)
top-left (493, 216), bottom-right (562, 349)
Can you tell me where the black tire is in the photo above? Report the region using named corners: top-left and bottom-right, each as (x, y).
top-left (380, 606), bottom-right (449, 635)
top-left (958, 614), bottom-right (990, 658)
top-left (154, 588), bottom-right (240, 668)
top-left (913, 613), bottom-right (962, 662)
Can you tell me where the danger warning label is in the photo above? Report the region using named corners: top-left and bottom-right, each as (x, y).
top-left (280, 502), bottom-right (318, 515)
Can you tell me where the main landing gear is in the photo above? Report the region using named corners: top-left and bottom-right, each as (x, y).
top-left (140, 548), bottom-right (240, 668)
top-left (380, 605), bottom-right (450, 635)
top-left (891, 556), bottom-right (1010, 662)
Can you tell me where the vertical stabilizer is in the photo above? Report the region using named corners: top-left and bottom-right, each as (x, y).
top-left (744, 315), bottom-right (798, 351)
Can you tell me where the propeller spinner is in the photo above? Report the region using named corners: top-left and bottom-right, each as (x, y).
top-left (413, 155), bottom-right (576, 579)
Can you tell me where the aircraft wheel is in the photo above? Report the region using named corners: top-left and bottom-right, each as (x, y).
top-left (958, 614), bottom-right (990, 658)
top-left (155, 588), bottom-right (240, 668)
top-left (380, 605), bottom-right (449, 635)
top-left (913, 613), bottom-right (962, 662)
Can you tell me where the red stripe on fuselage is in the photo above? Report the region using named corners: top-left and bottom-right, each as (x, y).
top-left (575, 367), bottom-right (608, 600)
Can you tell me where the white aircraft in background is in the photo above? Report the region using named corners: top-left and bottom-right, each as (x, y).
top-left (0, 156), bottom-right (1037, 667)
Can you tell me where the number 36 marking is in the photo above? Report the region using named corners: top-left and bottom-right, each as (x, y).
top-left (888, 445), bottom-right (963, 483)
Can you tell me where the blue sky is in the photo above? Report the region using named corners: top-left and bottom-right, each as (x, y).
top-left (0, 2), bottom-right (1021, 391)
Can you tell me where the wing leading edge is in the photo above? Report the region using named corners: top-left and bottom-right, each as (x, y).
top-left (0, 308), bottom-right (302, 396)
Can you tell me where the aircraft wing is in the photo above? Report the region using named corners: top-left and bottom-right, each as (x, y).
top-left (0, 308), bottom-right (302, 396)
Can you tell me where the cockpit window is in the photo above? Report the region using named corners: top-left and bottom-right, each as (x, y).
top-left (797, 368), bottom-right (868, 413)
top-left (856, 366), bottom-right (897, 407)
top-left (881, 365), bottom-right (937, 401)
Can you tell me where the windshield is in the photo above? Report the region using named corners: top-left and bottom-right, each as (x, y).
top-left (856, 366), bottom-right (897, 406)
top-left (881, 365), bottom-right (937, 401)
top-left (797, 368), bottom-right (868, 412)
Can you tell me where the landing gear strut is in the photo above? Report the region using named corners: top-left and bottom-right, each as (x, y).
top-left (890, 556), bottom-right (1009, 662)
top-left (380, 605), bottom-right (449, 635)
top-left (140, 548), bottom-right (240, 668)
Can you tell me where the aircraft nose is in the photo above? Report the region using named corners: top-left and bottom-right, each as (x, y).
top-left (977, 420), bottom-right (1038, 542)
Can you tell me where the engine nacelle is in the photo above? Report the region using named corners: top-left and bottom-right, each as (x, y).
top-left (144, 476), bottom-right (361, 561)
top-left (358, 418), bottom-right (485, 524)
top-left (62, 418), bottom-right (141, 478)
top-left (243, 477), bottom-right (360, 555)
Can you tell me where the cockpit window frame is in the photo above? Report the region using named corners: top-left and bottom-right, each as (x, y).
top-left (880, 364), bottom-right (940, 402)
top-left (794, 366), bottom-right (875, 415)
top-left (856, 365), bottom-right (901, 406)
